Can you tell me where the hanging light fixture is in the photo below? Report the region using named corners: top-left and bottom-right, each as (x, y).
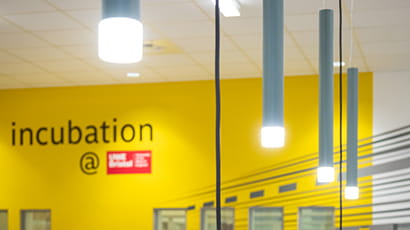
top-left (317, 9), bottom-right (335, 183)
top-left (345, 67), bottom-right (359, 200)
top-left (210, 0), bottom-right (240, 17)
top-left (98, 0), bottom-right (143, 64)
top-left (261, 0), bottom-right (285, 148)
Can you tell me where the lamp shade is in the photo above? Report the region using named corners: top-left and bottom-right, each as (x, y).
top-left (261, 0), bottom-right (285, 148)
top-left (318, 9), bottom-right (334, 183)
top-left (98, 0), bottom-right (143, 64)
top-left (345, 67), bottom-right (359, 199)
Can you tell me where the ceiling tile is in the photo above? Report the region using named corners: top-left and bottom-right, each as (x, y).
top-left (191, 50), bottom-right (252, 67)
top-left (60, 45), bottom-right (97, 58)
top-left (0, 51), bottom-right (22, 63)
top-left (172, 36), bottom-right (237, 52)
top-left (0, 18), bottom-right (22, 33)
top-left (27, 82), bottom-right (76, 88)
top-left (10, 72), bottom-right (70, 84)
top-left (155, 64), bottom-right (209, 81)
top-left (35, 29), bottom-right (96, 46)
top-left (66, 9), bottom-right (100, 29)
top-left (220, 62), bottom-right (261, 78)
top-left (47, 0), bottom-right (100, 10)
top-left (285, 59), bottom-right (316, 76)
top-left (354, 0), bottom-right (410, 10)
top-left (0, 76), bottom-right (28, 89)
top-left (361, 41), bottom-right (410, 56)
top-left (366, 54), bottom-right (410, 72)
top-left (35, 59), bottom-right (94, 72)
top-left (57, 70), bottom-right (114, 81)
top-left (142, 2), bottom-right (208, 23)
top-left (143, 54), bottom-right (197, 68)
top-left (355, 26), bottom-right (410, 43)
top-left (221, 17), bottom-right (261, 36)
top-left (0, 32), bottom-right (49, 49)
top-left (4, 12), bottom-right (83, 31)
top-left (353, 8), bottom-right (410, 28)
top-left (8, 47), bottom-right (70, 62)
top-left (0, 0), bottom-right (55, 15)
top-left (151, 20), bottom-right (213, 39)
top-left (0, 62), bottom-right (44, 74)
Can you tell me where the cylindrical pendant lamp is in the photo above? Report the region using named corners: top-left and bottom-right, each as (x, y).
top-left (345, 67), bottom-right (359, 199)
top-left (261, 0), bottom-right (285, 148)
top-left (98, 0), bottom-right (143, 64)
top-left (317, 9), bottom-right (335, 183)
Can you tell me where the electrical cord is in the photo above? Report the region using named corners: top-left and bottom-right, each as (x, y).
top-left (214, 1), bottom-right (222, 230)
top-left (339, 0), bottom-right (344, 229)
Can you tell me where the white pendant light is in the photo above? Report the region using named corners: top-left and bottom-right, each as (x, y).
top-left (98, 0), bottom-right (143, 64)
top-left (345, 67), bottom-right (359, 200)
top-left (261, 0), bottom-right (285, 148)
top-left (317, 9), bottom-right (335, 183)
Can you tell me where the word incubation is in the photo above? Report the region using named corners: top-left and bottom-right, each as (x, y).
top-left (11, 118), bottom-right (153, 146)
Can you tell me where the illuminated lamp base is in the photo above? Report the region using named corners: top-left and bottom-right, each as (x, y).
top-left (345, 186), bottom-right (359, 200)
top-left (261, 126), bottom-right (285, 148)
top-left (317, 166), bottom-right (335, 183)
top-left (98, 17), bottom-right (143, 64)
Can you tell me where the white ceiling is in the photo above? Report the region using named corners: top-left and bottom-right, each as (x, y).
top-left (0, 0), bottom-right (409, 89)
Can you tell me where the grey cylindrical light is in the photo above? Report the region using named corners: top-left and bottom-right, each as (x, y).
top-left (317, 9), bottom-right (335, 183)
top-left (261, 0), bottom-right (285, 148)
top-left (346, 67), bottom-right (359, 199)
top-left (98, 0), bottom-right (143, 64)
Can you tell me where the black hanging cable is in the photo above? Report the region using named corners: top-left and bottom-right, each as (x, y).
top-left (214, 1), bottom-right (222, 230)
top-left (338, 0), bottom-right (343, 230)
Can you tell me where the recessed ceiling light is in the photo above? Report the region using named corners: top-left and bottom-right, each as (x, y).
top-left (127, 72), bottom-right (140, 78)
top-left (333, 61), bottom-right (346, 67)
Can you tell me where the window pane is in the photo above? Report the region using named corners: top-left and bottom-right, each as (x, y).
top-left (0, 211), bottom-right (7, 230)
top-left (155, 210), bottom-right (186, 230)
top-left (299, 207), bottom-right (334, 230)
top-left (22, 210), bottom-right (51, 230)
top-left (202, 208), bottom-right (234, 230)
top-left (250, 208), bottom-right (283, 230)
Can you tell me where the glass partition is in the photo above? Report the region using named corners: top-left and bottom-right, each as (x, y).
top-left (201, 208), bottom-right (234, 230)
top-left (299, 207), bottom-right (334, 230)
top-left (155, 209), bottom-right (186, 230)
top-left (21, 210), bottom-right (51, 230)
top-left (0, 210), bottom-right (7, 230)
top-left (249, 207), bottom-right (283, 230)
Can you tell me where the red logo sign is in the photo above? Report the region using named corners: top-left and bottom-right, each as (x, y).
top-left (107, 151), bottom-right (151, 174)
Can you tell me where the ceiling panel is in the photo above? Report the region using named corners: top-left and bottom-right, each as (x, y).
top-left (34, 29), bottom-right (96, 46)
top-left (7, 47), bottom-right (70, 62)
top-left (355, 26), bottom-right (410, 43)
top-left (10, 72), bottom-right (71, 84)
top-left (0, 0), bottom-right (408, 89)
top-left (0, 76), bottom-right (28, 89)
top-left (353, 8), bottom-right (410, 28)
top-left (0, 61), bottom-right (44, 74)
top-left (0, 0), bottom-right (55, 15)
top-left (0, 32), bottom-right (49, 49)
top-left (4, 12), bottom-right (83, 31)
top-left (34, 59), bottom-right (94, 72)
top-left (142, 2), bottom-right (208, 23)
top-left (47, 0), bottom-right (101, 10)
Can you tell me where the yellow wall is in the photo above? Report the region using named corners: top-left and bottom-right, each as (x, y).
top-left (0, 73), bottom-right (373, 230)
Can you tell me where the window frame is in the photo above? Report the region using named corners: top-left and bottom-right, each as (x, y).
top-left (21, 209), bottom-right (51, 230)
top-left (154, 208), bottom-right (187, 230)
top-left (249, 207), bottom-right (284, 230)
top-left (200, 207), bottom-right (235, 230)
top-left (0, 210), bottom-right (8, 230)
top-left (298, 206), bottom-right (334, 230)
